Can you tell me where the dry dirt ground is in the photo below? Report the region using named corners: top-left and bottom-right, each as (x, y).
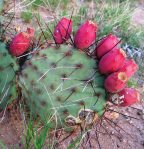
top-left (0, 102), bottom-right (143, 149)
top-left (0, 1), bottom-right (144, 149)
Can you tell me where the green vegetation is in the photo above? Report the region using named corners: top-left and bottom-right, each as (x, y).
top-left (127, 78), bottom-right (138, 88)
top-left (21, 10), bottom-right (33, 23)
top-left (0, 140), bottom-right (6, 149)
top-left (22, 120), bottom-right (50, 149)
top-left (0, 0), bottom-right (4, 14)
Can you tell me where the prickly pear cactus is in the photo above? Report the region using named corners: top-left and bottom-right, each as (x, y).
top-left (20, 45), bottom-right (106, 129)
top-left (0, 41), bottom-right (18, 110)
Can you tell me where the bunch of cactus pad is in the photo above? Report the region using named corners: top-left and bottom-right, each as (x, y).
top-left (19, 19), bottom-right (107, 130)
top-left (0, 16), bottom-right (140, 131)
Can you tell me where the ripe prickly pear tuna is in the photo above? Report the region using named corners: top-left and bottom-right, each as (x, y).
top-left (74, 20), bottom-right (98, 50)
top-left (104, 72), bottom-right (127, 93)
top-left (110, 88), bottom-right (140, 106)
top-left (118, 88), bottom-right (140, 106)
top-left (118, 59), bottom-right (138, 79)
top-left (9, 27), bottom-right (34, 56)
top-left (96, 33), bottom-right (120, 59)
top-left (53, 17), bottom-right (72, 44)
top-left (98, 48), bottom-right (126, 74)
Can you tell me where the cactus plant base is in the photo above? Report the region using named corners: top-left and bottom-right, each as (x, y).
top-left (20, 45), bottom-right (107, 130)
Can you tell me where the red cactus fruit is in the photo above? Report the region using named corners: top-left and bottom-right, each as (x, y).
top-left (53, 17), bottom-right (72, 44)
top-left (118, 59), bottom-right (138, 79)
top-left (9, 28), bottom-right (34, 56)
top-left (74, 20), bottom-right (98, 50)
top-left (118, 88), bottom-right (140, 106)
top-left (98, 48), bottom-right (126, 74)
top-left (96, 33), bottom-right (120, 59)
top-left (104, 72), bottom-right (127, 93)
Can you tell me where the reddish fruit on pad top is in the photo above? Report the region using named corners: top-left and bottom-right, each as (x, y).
top-left (98, 48), bottom-right (126, 74)
top-left (104, 72), bottom-right (127, 93)
top-left (53, 17), bottom-right (72, 44)
top-left (118, 88), bottom-right (140, 106)
top-left (118, 59), bottom-right (138, 79)
top-left (74, 20), bottom-right (98, 50)
top-left (9, 28), bottom-right (34, 56)
top-left (96, 33), bottom-right (120, 59)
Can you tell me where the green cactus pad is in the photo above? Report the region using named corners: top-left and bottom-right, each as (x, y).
top-left (20, 45), bottom-right (106, 129)
top-left (0, 42), bottom-right (18, 110)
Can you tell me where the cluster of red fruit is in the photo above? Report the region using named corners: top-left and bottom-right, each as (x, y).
top-left (9, 17), bottom-right (140, 107)
top-left (96, 35), bottom-right (139, 107)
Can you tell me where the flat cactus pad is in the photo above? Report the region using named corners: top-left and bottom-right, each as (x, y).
top-left (0, 42), bottom-right (18, 110)
top-left (20, 45), bottom-right (107, 129)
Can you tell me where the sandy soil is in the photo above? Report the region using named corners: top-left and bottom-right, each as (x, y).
top-left (0, 102), bottom-right (143, 149)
